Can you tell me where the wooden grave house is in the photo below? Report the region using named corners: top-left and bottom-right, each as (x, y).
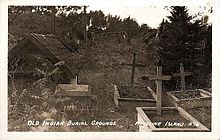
top-left (8, 33), bottom-right (95, 109)
top-left (8, 33), bottom-right (81, 84)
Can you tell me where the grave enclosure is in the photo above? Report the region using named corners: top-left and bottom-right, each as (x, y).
top-left (166, 63), bottom-right (212, 109)
top-left (113, 85), bottom-right (156, 111)
top-left (136, 62), bottom-right (210, 132)
top-left (137, 107), bottom-right (209, 132)
top-left (113, 53), bottom-right (156, 111)
top-left (55, 76), bottom-right (97, 110)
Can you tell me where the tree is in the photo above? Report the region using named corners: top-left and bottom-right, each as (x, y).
top-left (139, 24), bottom-right (151, 36)
top-left (8, 6), bottom-right (52, 38)
top-left (158, 6), bottom-right (212, 89)
top-left (88, 10), bottom-right (107, 31)
top-left (122, 16), bottom-right (140, 39)
top-left (105, 14), bottom-right (123, 31)
top-left (167, 6), bottom-right (192, 23)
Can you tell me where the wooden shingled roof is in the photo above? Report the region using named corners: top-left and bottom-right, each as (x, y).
top-left (9, 33), bottom-right (79, 77)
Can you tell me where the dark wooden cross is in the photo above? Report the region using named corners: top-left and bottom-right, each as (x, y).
top-left (142, 61), bottom-right (171, 115)
top-left (172, 63), bottom-right (193, 93)
top-left (121, 53), bottom-right (146, 85)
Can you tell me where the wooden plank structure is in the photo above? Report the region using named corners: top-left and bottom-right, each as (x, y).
top-left (137, 61), bottom-right (209, 132)
top-left (120, 53), bottom-right (147, 86)
top-left (136, 107), bottom-right (209, 132)
top-left (55, 76), bottom-right (96, 109)
top-left (113, 85), bottom-right (156, 110)
top-left (167, 89), bottom-right (211, 109)
top-left (8, 33), bottom-right (81, 82)
top-left (167, 63), bottom-right (211, 109)
top-left (113, 53), bottom-right (156, 110)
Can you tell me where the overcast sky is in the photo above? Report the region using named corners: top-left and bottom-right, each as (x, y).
top-left (88, 5), bottom-right (212, 28)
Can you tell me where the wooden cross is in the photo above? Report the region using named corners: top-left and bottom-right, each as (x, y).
top-left (121, 53), bottom-right (146, 85)
top-left (142, 61), bottom-right (171, 115)
top-left (172, 63), bottom-right (193, 93)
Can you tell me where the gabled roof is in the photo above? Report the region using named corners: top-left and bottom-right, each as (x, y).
top-left (9, 33), bottom-right (79, 77)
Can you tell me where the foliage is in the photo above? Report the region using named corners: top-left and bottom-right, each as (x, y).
top-left (8, 58), bottom-right (65, 130)
top-left (167, 6), bottom-right (192, 23)
top-left (8, 6), bottom-right (150, 48)
top-left (88, 10), bottom-right (107, 31)
top-left (156, 6), bottom-right (212, 90)
top-left (8, 57), bottom-right (103, 131)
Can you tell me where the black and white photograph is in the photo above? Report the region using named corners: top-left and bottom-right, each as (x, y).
top-left (1, 0), bottom-right (220, 139)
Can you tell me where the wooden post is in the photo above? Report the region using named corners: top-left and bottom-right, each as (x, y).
top-left (180, 63), bottom-right (186, 92)
top-left (172, 63), bottom-right (193, 93)
top-left (143, 61), bottom-right (171, 114)
top-left (156, 65), bottom-right (162, 115)
top-left (70, 76), bottom-right (78, 86)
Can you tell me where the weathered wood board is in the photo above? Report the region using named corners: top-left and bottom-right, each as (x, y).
top-left (136, 107), bottom-right (209, 132)
top-left (55, 83), bottom-right (96, 109)
top-left (166, 89), bottom-right (211, 109)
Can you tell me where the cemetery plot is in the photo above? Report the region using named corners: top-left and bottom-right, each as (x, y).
top-left (136, 107), bottom-right (209, 132)
top-left (116, 85), bottom-right (154, 99)
top-left (167, 64), bottom-right (211, 109)
top-left (136, 62), bottom-right (210, 132)
top-left (113, 52), bottom-right (156, 110)
top-left (55, 77), bottom-right (96, 109)
top-left (167, 89), bottom-right (211, 109)
top-left (113, 85), bottom-right (156, 110)
top-left (141, 60), bottom-right (172, 114)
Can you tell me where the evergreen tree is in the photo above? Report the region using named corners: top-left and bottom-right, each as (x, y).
top-left (158, 6), bottom-right (211, 89)
top-left (159, 6), bottom-right (193, 71)
top-left (167, 6), bottom-right (192, 23)
top-left (122, 16), bottom-right (140, 38)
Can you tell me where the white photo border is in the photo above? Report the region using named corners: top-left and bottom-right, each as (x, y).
top-left (1, 0), bottom-right (220, 139)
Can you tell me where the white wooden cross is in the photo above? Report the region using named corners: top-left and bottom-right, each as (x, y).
top-left (142, 61), bottom-right (171, 115)
top-left (172, 63), bottom-right (193, 93)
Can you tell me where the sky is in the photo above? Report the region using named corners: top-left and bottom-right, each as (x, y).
top-left (88, 5), bottom-right (213, 28)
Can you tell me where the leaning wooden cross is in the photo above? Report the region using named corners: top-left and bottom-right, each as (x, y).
top-left (142, 61), bottom-right (171, 115)
top-left (172, 63), bottom-right (193, 93)
top-left (121, 53), bottom-right (146, 85)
